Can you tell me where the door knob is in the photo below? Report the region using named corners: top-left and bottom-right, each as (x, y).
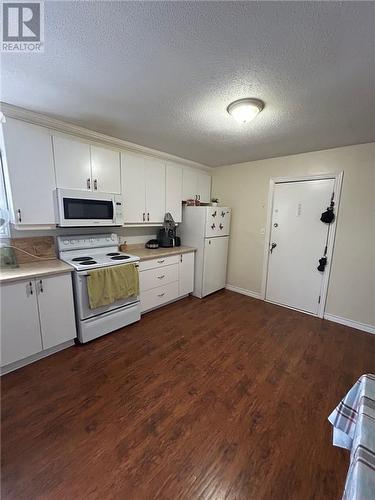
top-left (270, 242), bottom-right (277, 253)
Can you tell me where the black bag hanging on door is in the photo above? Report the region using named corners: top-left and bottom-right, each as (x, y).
top-left (320, 193), bottom-right (335, 224)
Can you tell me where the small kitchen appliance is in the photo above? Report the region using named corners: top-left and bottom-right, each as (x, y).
top-left (57, 233), bottom-right (140, 343)
top-left (145, 239), bottom-right (159, 249)
top-left (157, 212), bottom-right (179, 248)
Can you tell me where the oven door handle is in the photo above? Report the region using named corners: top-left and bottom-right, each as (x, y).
top-left (78, 264), bottom-right (139, 276)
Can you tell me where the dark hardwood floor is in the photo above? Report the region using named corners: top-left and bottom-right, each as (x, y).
top-left (1, 290), bottom-right (375, 500)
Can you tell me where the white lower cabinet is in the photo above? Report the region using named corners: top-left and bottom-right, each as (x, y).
top-left (37, 274), bottom-right (77, 350)
top-left (179, 252), bottom-right (195, 296)
top-left (139, 252), bottom-right (195, 313)
top-left (1, 279), bottom-right (42, 366)
top-left (0, 273), bottom-right (76, 372)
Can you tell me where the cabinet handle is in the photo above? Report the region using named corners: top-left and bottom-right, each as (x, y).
top-left (28, 281), bottom-right (33, 295)
top-left (94, 179), bottom-right (98, 190)
top-left (147, 212), bottom-right (150, 221)
top-left (157, 293), bottom-right (165, 298)
top-left (157, 259), bottom-right (165, 264)
top-left (87, 178), bottom-right (91, 190)
top-left (142, 212), bottom-right (145, 222)
top-left (17, 209), bottom-right (22, 223)
top-left (180, 254), bottom-right (183, 262)
top-left (157, 275), bottom-right (165, 279)
top-left (39, 279), bottom-right (44, 293)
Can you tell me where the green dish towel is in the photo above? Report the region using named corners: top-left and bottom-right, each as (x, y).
top-left (87, 264), bottom-right (139, 309)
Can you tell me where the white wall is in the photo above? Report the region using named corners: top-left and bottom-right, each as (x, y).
top-left (212, 142), bottom-right (375, 328)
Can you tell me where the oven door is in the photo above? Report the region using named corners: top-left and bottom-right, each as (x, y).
top-left (56, 189), bottom-right (118, 227)
top-left (73, 267), bottom-right (140, 320)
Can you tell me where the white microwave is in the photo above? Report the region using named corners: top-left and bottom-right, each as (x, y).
top-left (56, 189), bottom-right (123, 227)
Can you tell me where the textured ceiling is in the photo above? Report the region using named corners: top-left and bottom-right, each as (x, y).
top-left (2, 1), bottom-right (375, 167)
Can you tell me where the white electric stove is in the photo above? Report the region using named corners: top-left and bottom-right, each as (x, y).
top-left (57, 233), bottom-right (141, 343)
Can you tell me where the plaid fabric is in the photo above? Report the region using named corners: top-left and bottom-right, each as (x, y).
top-left (328, 374), bottom-right (375, 500)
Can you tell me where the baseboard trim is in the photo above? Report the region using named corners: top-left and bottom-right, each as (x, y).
top-left (225, 285), bottom-right (262, 300)
top-left (323, 313), bottom-right (375, 335)
top-left (225, 285), bottom-right (374, 335)
top-left (1, 340), bottom-right (75, 375)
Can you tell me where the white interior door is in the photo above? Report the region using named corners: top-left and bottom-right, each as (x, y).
top-left (90, 146), bottom-right (121, 194)
top-left (266, 179), bottom-right (335, 314)
top-left (202, 236), bottom-right (229, 297)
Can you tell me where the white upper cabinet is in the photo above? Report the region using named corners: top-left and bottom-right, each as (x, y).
top-left (90, 145), bottom-right (121, 194)
top-left (121, 151), bottom-right (146, 223)
top-left (166, 162), bottom-right (183, 223)
top-left (53, 134), bottom-right (121, 193)
top-left (144, 157), bottom-right (166, 223)
top-left (53, 135), bottom-right (91, 190)
top-left (121, 152), bottom-right (166, 224)
top-left (197, 172), bottom-right (211, 203)
top-left (182, 168), bottom-right (211, 203)
top-left (2, 118), bottom-right (56, 226)
top-left (182, 168), bottom-right (197, 200)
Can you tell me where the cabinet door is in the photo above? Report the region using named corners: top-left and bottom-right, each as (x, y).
top-left (179, 252), bottom-right (195, 296)
top-left (145, 157), bottom-right (166, 223)
top-left (121, 152), bottom-right (146, 223)
top-left (182, 168), bottom-right (197, 200)
top-left (91, 146), bottom-right (121, 194)
top-left (37, 274), bottom-right (76, 349)
top-left (1, 280), bottom-right (42, 366)
top-left (53, 135), bottom-right (91, 190)
top-left (166, 162), bottom-right (182, 223)
top-left (2, 118), bottom-right (56, 225)
top-left (197, 172), bottom-right (211, 203)
top-left (202, 236), bottom-right (229, 297)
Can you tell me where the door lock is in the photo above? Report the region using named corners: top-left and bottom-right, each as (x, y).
top-left (270, 242), bottom-right (277, 253)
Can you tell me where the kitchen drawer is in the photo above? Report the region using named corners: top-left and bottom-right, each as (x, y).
top-left (139, 254), bottom-right (180, 271)
top-left (140, 263), bottom-right (178, 292)
top-left (141, 281), bottom-right (179, 313)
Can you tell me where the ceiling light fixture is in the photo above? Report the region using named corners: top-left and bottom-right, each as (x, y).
top-left (227, 98), bottom-right (264, 124)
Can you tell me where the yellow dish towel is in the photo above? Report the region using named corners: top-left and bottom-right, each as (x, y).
top-left (87, 264), bottom-right (139, 309)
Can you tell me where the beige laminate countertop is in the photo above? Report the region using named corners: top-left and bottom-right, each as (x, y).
top-left (0, 260), bottom-right (74, 284)
top-left (127, 245), bottom-right (196, 262)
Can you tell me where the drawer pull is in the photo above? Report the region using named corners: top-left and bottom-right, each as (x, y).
top-left (157, 275), bottom-right (165, 279)
top-left (157, 259), bottom-right (165, 264)
top-left (157, 293), bottom-right (165, 298)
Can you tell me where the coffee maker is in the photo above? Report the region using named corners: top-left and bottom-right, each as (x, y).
top-left (157, 213), bottom-right (181, 247)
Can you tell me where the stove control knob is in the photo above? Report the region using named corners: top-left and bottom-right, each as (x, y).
top-left (63, 239), bottom-right (69, 245)
top-left (70, 239), bottom-right (76, 245)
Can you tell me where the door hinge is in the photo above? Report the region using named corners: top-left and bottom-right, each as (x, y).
top-left (318, 295), bottom-right (321, 304)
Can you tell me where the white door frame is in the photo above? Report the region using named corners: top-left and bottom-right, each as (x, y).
top-left (260, 172), bottom-right (344, 318)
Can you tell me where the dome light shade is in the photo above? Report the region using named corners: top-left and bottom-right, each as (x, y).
top-left (227, 98), bottom-right (264, 124)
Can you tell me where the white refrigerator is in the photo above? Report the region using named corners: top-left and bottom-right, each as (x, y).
top-left (179, 206), bottom-right (231, 298)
